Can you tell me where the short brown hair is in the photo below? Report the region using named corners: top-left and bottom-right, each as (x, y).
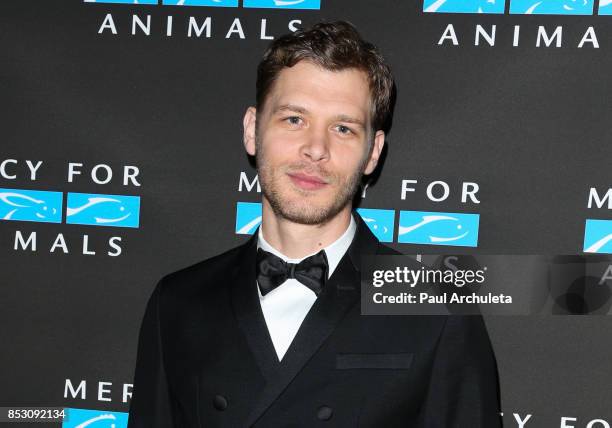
top-left (256, 21), bottom-right (396, 134)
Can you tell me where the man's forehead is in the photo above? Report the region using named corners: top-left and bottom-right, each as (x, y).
top-left (265, 62), bottom-right (372, 120)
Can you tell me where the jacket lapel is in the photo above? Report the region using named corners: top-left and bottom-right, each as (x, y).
top-left (230, 233), bottom-right (281, 381)
top-left (244, 215), bottom-right (380, 426)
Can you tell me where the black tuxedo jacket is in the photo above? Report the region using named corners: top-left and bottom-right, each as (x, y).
top-left (128, 216), bottom-right (501, 427)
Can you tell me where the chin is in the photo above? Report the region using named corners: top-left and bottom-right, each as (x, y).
top-left (275, 198), bottom-right (345, 225)
top-left (263, 179), bottom-right (353, 225)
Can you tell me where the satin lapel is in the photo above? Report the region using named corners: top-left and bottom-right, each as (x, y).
top-left (230, 232), bottom-right (280, 381)
top-left (245, 215), bottom-right (380, 426)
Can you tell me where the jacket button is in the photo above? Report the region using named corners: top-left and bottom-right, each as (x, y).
top-left (213, 394), bottom-right (228, 411)
top-left (317, 405), bottom-right (333, 421)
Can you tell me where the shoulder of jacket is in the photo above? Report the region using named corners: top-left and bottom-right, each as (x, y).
top-left (376, 243), bottom-right (403, 256)
top-left (156, 241), bottom-right (249, 295)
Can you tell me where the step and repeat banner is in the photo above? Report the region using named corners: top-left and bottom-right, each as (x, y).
top-left (2, 0), bottom-right (612, 427)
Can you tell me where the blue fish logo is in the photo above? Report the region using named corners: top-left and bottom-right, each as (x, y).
top-left (0, 188), bottom-right (62, 224)
top-left (243, 0), bottom-right (321, 9)
top-left (583, 219), bottom-right (612, 254)
top-left (510, 0), bottom-right (594, 14)
top-left (356, 208), bottom-right (395, 243)
top-left (63, 408), bottom-right (128, 428)
top-left (236, 202), bottom-right (262, 235)
top-left (398, 211), bottom-right (479, 247)
top-left (66, 193), bottom-right (140, 228)
top-left (83, 0), bottom-right (157, 4)
top-left (599, 0), bottom-right (612, 14)
top-left (423, 0), bottom-right (506, 14)
top-left (161, 0), bottom-right (238, 6)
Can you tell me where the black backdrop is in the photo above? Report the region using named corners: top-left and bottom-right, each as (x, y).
top-left (2, 1), bottom-right (612, 427)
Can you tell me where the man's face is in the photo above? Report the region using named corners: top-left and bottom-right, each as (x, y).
top-left (243, 61), bottom-right (385, 225)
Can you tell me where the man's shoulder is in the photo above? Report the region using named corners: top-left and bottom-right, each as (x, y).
top-left (372, 241), bottom-right (431, 273)
top-left (375, 241), bottom-right (425, 266)
top-left (156, 239), bottom-right (252, 297)
top-left (376, 242), bottom-right (403, 256)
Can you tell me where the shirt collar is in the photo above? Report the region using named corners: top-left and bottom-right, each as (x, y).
top-left (257, 214), bottom-right (357, 279)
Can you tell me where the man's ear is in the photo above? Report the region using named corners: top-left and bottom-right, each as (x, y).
top-left (243, 106), bottom-right (257, 156)
top-left (363, 130), bottom-right (385, 175)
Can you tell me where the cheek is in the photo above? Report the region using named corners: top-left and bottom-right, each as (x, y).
top-left (258, 138), bottom-right (293, 165)
top-left (333, 145), bottom-right (368, 171)
top-left (263, 128), bottom-right (301, 153)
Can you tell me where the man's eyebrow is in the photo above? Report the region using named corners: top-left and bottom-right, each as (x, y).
top-left (274, 104), bottom-right (309, 114)
top-left (333, 114), bottom-right (366, 128)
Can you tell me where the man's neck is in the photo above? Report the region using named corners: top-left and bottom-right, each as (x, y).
top-left (260, 201), bottom-right (353, 259)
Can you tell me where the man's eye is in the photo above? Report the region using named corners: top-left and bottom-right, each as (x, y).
top-left (337, 125), bottom-right (353, 135)
top-left (286, 116), bottom-right (302, 125)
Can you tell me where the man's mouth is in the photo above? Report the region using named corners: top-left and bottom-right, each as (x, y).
top-left (287, 172), bottom-right (329, 191)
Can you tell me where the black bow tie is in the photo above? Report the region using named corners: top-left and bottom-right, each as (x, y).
top-left (256, 248), bottom-right (329, 297)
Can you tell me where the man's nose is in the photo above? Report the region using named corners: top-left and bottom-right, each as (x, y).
top-left (300, 125), bottom-right (330, 162)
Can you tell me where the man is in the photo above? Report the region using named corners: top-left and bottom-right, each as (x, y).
top-left (128, 21), bottom-right (501, 427)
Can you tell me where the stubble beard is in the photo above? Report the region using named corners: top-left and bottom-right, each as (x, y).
top-left (255, 137), bottom-right (370, 226)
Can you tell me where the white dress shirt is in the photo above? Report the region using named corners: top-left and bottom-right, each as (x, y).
top-left (256, 215), bottom-right (357, 361)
